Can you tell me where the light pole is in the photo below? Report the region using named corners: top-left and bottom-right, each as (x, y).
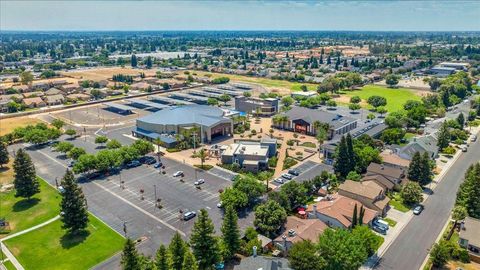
top-left (154, 184), bottom-right (157, 202)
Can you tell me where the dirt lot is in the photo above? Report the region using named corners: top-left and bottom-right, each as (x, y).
top-left (61, 67), bottom-right (160, 81)
top-left (0, 158), bottom-right (14, 185)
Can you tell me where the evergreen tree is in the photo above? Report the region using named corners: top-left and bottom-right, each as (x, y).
top-left (0, 142), bottom-right (9, 168)
top-left (407, 152), bottom-right (423, 184)
top-left (60, 169), bottom-right (89, 234)
top-left (359, 206), bottom-right (365, 225)
top-left (419, 152), bottom-right (433, 186)
top-left (131, 54), bottom-right (137, 67)
top-left (437, 121), bottom-right (450, 151)
top-left (190, 209), bottom-right (220, 270)
top-left (121, 238), bottom-right (140, 270)
top-left (13, 148), bottom-right (39, 199)
top-left (352, 204), bottom-right (358, 228)
top-left (221, 205), bottom-right (241, 260)
top-left (155, 244), bottom-right (169, 270)
top-left (456, 163), bottom-right (480, 218)
top-left (169, 232), bottom-right (186, 270)
top-left (182, 249), bottom-right (199, 270)
top-left (334, 136), bottom-right (350, 178)
top-left (346, 133), bottom-right (356, 172)
top-left (457, 112), bottom-right (465, 128)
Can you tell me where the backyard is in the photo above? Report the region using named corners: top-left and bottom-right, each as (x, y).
top-left (341, 85), bottom-right (423, 112)
top-left (4, 214), bottom-right (124, 270)
top-left (0, 178), bottom-right (61, 236)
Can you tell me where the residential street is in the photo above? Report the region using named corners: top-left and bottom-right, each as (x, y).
top-left (375, 134), bottom-right (480, 270)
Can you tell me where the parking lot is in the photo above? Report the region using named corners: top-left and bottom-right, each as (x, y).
top-left (270, 160), bottom-right (333, 187)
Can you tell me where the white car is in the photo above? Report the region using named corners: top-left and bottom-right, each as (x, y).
top-left (217, 202), bottom-right (223, 208)
top-left (460, 145), bottom-right (468, 152)
top-left (194, 179), bottom-right (205, 185)
top-left (281, 173), bottom-right (293, 180)
top-left (274, 178), bottom-right (284, 184)
top-left (173, 171), bottom-right (184, 177)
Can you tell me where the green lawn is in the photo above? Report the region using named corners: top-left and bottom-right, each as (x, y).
top-left (0, 178), bottom-right (61, 236)
top-left (343, 85), bottom-right (422, 112)
top-left (383, 217), bottom-right (398, 227)
top-left (3, 260), bottom-right (16, 270)
top-left (389, 193), bottom-right (411, 213)
top-left (300, 142), bottom-right (317, 148)
top-left (5, 214), bottom-right (124, 270)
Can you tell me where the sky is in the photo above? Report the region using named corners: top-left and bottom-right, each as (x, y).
top-left (1, 0), bottom-right (479, 31)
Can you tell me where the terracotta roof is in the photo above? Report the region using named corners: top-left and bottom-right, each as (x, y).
top-left (339, 180), bottom-right (384, 200)
top-left (274, 216), bottom-right (327, 244)
top-left (306, 195), bottom-right (378, 227)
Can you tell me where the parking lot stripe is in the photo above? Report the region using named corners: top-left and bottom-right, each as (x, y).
top-left (92, 181), bottom-right (186, 237)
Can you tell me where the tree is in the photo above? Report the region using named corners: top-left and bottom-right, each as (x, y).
top-left (221, 205), bottom-right (240, 260)
top-left (218, 94), bottom-right (231, 105)
top-left (60, 170), bottom-right (89, 234)
top-left (145, 56), bottom-right (153, 69)
top-left (288, 240), bottom-right (326, 270)
top-left (400, 182), bottom-right (423, 206)
top-left (352, 204), bottom-right (358, 227)
top-left (190, 209), bottom-right (220, 270)
top-left (232, 175), bottom-right (264, 204)
top-left (51, 119), bottom-right (65, 130)
top-left (182, 249), bottom-right (199, 270)
top-left (196, 148), bottom-right (207, 168)
top-left (65, 128), bottom-right (77, 139)
top-left (254, 200), bottom-right (287, 237)
top-left (95, 135), bottom-right (109, 147)
top-left (437, 121), bottom-right (451, 151)
top-left (106, 139), bottom-right (122, 149)
top-left (131, 54), bottom-right (138, 68)
top-left (72, 153), bottom-right (96, 174)
top-left (279, 181), bottom-right (308, 212)
top-left (428, 77), bottom-right (441, 91)
top-left (20, 71), bottom-right (34, 85)
top-left (68, 147), bottom-right (86, 160)
top-left (54, 141), bottom-right (74, 154)
top-left (281, 96), bottom-right (295, 108)
top-left (407, 151), bottom-right (432, 186)
top-left (334, 136), bottom-right (352, 178)
top-left (155, 244), bottom-right (169, 270)
top-left (348, 103), bottom-right (361, 112)
top-left (385, 74), bottom-right (400, 87)
top-left (243, 91), bottom-right (252, 98)
top-left (376, 106), bottom-right (387, 116)
top-left (452, 205), bottom-right (467, 224)
top-left (220, 187), bottom-right (248, 210)
top-left (121, 238), bottom-right (141, 270)
top-left (131, 139), bottom-right (154, 155)
top-left (13, 148), bottom-right (39, 199)
top-left (430, 241), bottom-right (450, 268)
top-left (457, 112), bottom-right (465, 128)
top-left (0, 142), bottom-right (9, 168)
top-left (367, 96), bottom-right (387, 109)
top-left (350, 96), bottom-right (361, 104)
top-left (456, 163), bottom-right (480, 218)
top-left (169, 232), bottom-right (186, 270)
top-left (207, 98), bottom-right (219, 106)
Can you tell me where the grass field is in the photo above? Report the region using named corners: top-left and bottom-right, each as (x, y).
top-left (3, 260), bottom-right (16, 270)
top-left (5, 214), bottom-right (124, 270)
top-left (0, 117), bottom-right (41, 136)
top-left (389, 193), bottom-right (411, 213)
top-left (188, 70), bottom-right (318, 92)
top-left (0, 178), bottom-right (61, 236)
top-left (341, 85), bottom-right (422, 112)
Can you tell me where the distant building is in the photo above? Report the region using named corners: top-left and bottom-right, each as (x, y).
top-left (398, 133), bottom-right (438, 160)
top-left (221, 139), bottom-right (277, 172)
top-left (291, 91), bottom-right (317, 99)
top-left (379, 149), bottom-right (410, 169)
top-left (234, 96), bottom-right (279, 116)
top-left (44, 94), bottom-right (65, 106)
top-left (439, 62), bottom-right (470, 71)
top-left (22, 97), bottom-right (45, 108)
top-left (429, 66), bottom-right (456, 77)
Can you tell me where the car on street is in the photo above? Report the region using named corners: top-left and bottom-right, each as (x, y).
top-left (173, 171), bottom-right (184, 177)
top-left (194, 179), bottom-right (205, 185)
top-left (154, 162), bottom-right (163, 168)
top-left (126, 160), bottom-right (141, 168)
top-left (460, 145), bottom-right (468, 152)
top-left (139, 156), bottom-right (156, 165)
top-left (470, 135), bottom-right (477, 142)
top-left (281, 173), bottom-right (294, 180)
top-left (288, 169), bottom-right (300, 176)
top-left (183, 211), bottom-right (196, 221)
top-left (274, 178), bottom-right (284, 184)
top-left (413, 205), bottom-right (424, 215)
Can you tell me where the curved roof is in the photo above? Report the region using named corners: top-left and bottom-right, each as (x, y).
top-left (137, 105), bottom-right (229, 127)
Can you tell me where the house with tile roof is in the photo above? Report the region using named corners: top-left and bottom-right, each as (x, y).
top-left (338, 180), bottom-right (390, 215)
top-left (273, 216), bottom-right (328, 252)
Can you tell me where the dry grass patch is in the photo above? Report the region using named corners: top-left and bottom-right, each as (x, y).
top-left (0, 158), bottom-right (14, 185)
top-left (61, 67), bottom-right (157, 81)
top-left (0, 117), bottom-right (41, 136)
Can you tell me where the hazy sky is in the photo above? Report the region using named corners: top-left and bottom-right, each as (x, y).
top-left (1, 0), bottom-right (479, 31)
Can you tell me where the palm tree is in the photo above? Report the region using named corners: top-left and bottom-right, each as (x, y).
top-left (197, 148), bottom-right (207, 169)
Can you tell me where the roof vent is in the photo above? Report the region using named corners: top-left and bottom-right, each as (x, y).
top-left (288, 229), bottom-right (296, 237)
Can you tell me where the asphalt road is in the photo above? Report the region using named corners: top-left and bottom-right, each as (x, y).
top-left (375, 136), bottom-right (480, 270)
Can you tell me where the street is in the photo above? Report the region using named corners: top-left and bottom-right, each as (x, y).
top-left (375, 133), bottom-right (480, 270)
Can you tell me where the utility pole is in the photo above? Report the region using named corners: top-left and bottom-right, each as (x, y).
top-left (154, 184), bottom-right (157, 202)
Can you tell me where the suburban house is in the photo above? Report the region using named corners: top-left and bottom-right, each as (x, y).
top-left (130, 82), bottom-right (152, 91)
top-left (22, 97), bottom-right (45, 108)
top-left (61, 83), bottom-right (81, 93)
top-left (306, 194), bottom-right (378, 229)
top-left (428, 66), bottom-right (456, 77)
top-left (66, 93), bottom-right (91, 102)
top-left (13, 85), bottom-right (29, 93)
top-left (364, 162), bottom-right (406, 189)
top-left (221, 138), bottom-right (277, 172)
top-left (273, 216), bottom-right (328, 252)
top-left (273, 106), bottom-right (357, 138)
top-left (45, 87), bottom-right (65, 96)
top-left (459, 217), bottom-right (480, 259)
top-left (234, 96), bottom-right (279, 116)
top-left (398, 133), bottom-right (439, 160)
top-left (380, 149), bottom-right (410, 169)
top-left (338, 180), bottom-right (390, 215)
top-left (233, 256), bottom-right (292, 270)
top-left (44, 94), bottom-right (65, 106)
top-left (31, 82), bottom-right (50, 91)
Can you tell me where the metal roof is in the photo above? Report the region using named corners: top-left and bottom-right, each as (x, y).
top-left (128, 98), bottom-right (170, 110)
top-left (104, 102), bottom-right (134, 112)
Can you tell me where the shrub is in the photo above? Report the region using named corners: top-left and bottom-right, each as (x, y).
top-left (442, 146), bottom-right (456, 155)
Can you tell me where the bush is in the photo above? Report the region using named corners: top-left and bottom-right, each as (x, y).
top-left (286, 139), bottom-right (295, 146)
top-left (283, 157), bottom-right (298, 170)
top-left (268, 156), bottom-right (278, 167)
top-left (212, 77), bottom-right (230, 84)
top-left (442, 146), bottom-right (456, 155)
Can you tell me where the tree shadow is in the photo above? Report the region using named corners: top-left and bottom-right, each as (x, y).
top-left (0, 166), bottom-right (11, 174)
top-left (60, 230), bottom-right (90, 249)
top-left (12, 198), bottom-right (40, 212)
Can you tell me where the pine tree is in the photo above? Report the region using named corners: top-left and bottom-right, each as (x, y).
top-left (346, 133), bottom-right (356, 173)
top-left (169, 232), bottom-right (186, 270)
top-left (407, 152), bottom-right (423, 184)
top-left (221, 205), bottom-right (240, 260)
top-left (131, 54), bottom-right (137, 67)
top-left (13, 148), bottom-right (39, 199)
top-left (457, 112), bottom-right (465, 128)
top-left (121, 238), bottom-right (140, 270)
top-left (0, 142), bottom-right (9, 168)
top-left (60, 169), bottom-right (89, 234)
top-left (155, 244), bottom-right (169, 270)
top-left (352, 204), bottom-right (358, 228)
top-left (359, 206), bottom-right (365, 225)
top-left (190, 209), bottom-right (220, 270)
top-left (334, 136), bottom-right (350, 179)
top-left (419, 152), bottom-right (433, 186)
top-left (437, 121), bottom-right (450, 151)
top-left (182, 249), bottom-right (199, 270)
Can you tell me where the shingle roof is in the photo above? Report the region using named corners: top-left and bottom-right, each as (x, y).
top-left (233, 256), bottom-right (292, 270)
top-left (339, 180), bottom-right (383, 200)
top-left (460, 217), bottom-right (480, 248)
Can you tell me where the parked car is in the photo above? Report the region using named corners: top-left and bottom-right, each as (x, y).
top-left (274, 178), bottom-right (284, 184)
top-left (194, 179), bottom-right (205, 185)
top-left (183, 211), bottom-right (196, 221)
top-left (173, 171), bottom-right (184, 177)
top-left (460, 145), bottom-right (468, 152)
top-left (126, 160), bottom-right (141, 168)
top-left (139, 156), bottom-right (156, 165)
top-left (288, 169), bottom-right (300, 176)
top-left (470, 135), bottom-right (477, 142)
top-left (57, 186), bottom-right (65, 193)
top-left (281, 173), bottom-right (294, 180)
top-left (413, 205), bottom-right (424, 215)
top-left (373, 218), bottom-right (389, 230)
top-left (217, 202), bottom-right (223, 208)
top-left (154, 162), bottom-right (163, 168)
top-left (372, 224), bottom-right (387, 235)
top-left (68, 160), bottom-right (75, 167)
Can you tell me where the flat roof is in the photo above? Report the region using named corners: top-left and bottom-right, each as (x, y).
top-left (170, 92), bottom-right (210, 101)
top-left (129, 98), bottom-right (170, 110)
top-left (104, 102), bottom-right (134, 112)
top-left (149, 96), bottom-right (194, 105)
